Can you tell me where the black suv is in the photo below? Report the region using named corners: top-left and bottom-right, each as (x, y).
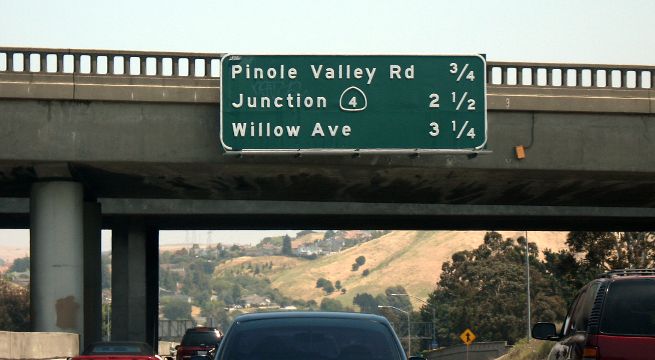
top-left (533, 269), bottom-right (655, 360)
top-left (175, 327), bottom-right (223, 360)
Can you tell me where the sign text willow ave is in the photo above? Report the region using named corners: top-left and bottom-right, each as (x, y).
top-left (220, 55), bottom-right (486, 152)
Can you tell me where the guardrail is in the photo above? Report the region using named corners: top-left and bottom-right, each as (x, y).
top-left (0, 47), bottom-right (653, 90)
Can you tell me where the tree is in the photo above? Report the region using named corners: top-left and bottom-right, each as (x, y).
top-left (353, 293), bottom-right (379, 314)
top-left (320, 298), bottom-right (345, 312)
top-left (355, 256), bottom-right (366, 266)
top-left (162, 298), bottom-right (192, 320)
top-left (282, 235), bottom-right (293, 256)
top-left (361, 269), bottom-right (370, 276)
top-left (202, 300), bottom-right (231, 332)
top-left (544, 231), bottom-right (655, 301)
top-left (8, 257), bottom-right (29, 273)
top-left (0, 278), bottom-right (30, 331)
top-left (426, 232), bottom-right (566, 344)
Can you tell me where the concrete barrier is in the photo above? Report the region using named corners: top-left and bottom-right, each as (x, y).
top-left (0, 331), bottom-right (79, 360)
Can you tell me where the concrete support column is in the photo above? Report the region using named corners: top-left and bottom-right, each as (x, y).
top-left (111, 218), bottom-right (159, 347)
top-left (30, 182), bottom-right (85, 344)
top-left (83, 201), bottom-right (102, 348)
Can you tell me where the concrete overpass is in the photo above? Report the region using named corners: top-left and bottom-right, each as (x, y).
top-left (0, 47), bottom-right (654, 349)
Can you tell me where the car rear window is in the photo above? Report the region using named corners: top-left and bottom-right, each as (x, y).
top-left (181, 331), bottom-right (220, 346)
top-left (84, 343), bottom-right (150, 355)
top-left (218, 317), bottom-right (404, 360)
top-left (600, 279), bottom-right (655, 336)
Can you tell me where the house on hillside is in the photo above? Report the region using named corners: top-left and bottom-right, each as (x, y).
top-left (241, 294), bottom-right (272, 308)
top-left (296, 244), bottom-right (323, 257)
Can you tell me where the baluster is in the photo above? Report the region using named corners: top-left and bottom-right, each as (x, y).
top-left (501, 66), bottom-right (508, 85)
top-left (123, 57), bottom-right (130, 75)
top-left (6, 52), bottom-right (14, 72)
top-left (189, 58), bottom-right (196, 77)
top-left (562, 68), bottom-right (569, 87)
top-left (57, 54), bottom-right (64, 73)
top-left (107, 56), bottom-right (115, 75)
top-left (40, 53), bottom-right (47, 73)
top-left (157, 57), bottom-right (163, 76)
top-left (172, 57), bottom-right (180, 76)
top-left (91, 55), bottom-right (98, 74)
top-left (24, 52), bottom-right (30, 72)
top-left (74, 55), bottom-right (81, 73)
top-left (204, 58), bottom-right (211, 78)
top-left (140, 57), bottom-right (146, 75)
top-left (636, 70), bottom-right (643, 89)
top-left (546, 67), bottom-right (553, 86)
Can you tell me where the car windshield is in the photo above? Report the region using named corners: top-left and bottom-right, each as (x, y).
top-left (218, 317), bottom-right (403, 360)
top-left (181, 331), bottom-right (219, 346)
top-left (600, 279), bottom-right (655, 336)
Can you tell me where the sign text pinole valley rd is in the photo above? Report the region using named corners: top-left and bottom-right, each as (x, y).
top-left (220, 55), bottom-right (487, 153)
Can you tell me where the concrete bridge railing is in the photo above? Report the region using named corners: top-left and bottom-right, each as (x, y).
top-left (1, 47), bottom-right (653, 112)
top-left (1, 47), bottom-right (653, 89)
top-left (0, 47), bottom-right (223, 78)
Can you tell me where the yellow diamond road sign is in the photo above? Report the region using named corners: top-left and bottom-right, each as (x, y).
top-left (460, 328), bottom-right (476, 345)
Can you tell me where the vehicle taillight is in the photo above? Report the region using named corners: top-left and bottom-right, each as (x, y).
top-left (583, 346), bottom-right (599, 360)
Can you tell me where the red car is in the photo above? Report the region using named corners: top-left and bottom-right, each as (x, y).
top-left (73, 341), bottom-right (162, 360)
top-left (175, 327), bottom-right (222, 360)
top-left (533, 269), bottom-right (655, 360)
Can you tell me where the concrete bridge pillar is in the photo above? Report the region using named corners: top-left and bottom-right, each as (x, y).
top-left (83, 201), bottom-right (103, 348)
top-left (30, 182), bottom-right (85, 345)
top-left (111, 218), bottom-right (159, 346)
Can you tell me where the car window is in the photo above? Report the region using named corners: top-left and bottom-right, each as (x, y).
top-left (181, 332), bottom-right (220, 346)
top-left (562, 288), bottom-right (585, 336)
top-left (218, 317), bottom-right (404, 360)
top-left (563, 282), bottom-right (600, 335)
top-left (600, 279), bottom-right (655, 336)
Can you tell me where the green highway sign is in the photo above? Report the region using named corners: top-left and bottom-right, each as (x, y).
top-left (220, 55), bottom-right (486, 152)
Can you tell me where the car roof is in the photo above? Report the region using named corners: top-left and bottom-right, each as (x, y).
top-left (233, 311), bottom-right (390, 323)
top-left (186, 326), bottom-right (220, 332)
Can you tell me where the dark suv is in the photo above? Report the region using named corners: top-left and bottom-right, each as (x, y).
top-left (176, 327), bottom-right (223, 360)
top-left (533, 269), bottom-right (655, 360)
top-left (190, 311), bottom-right (424, 360)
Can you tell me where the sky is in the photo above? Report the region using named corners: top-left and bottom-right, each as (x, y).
top-left (1, 0), bottom-right (653, 250)
top-left (1, 0), bottom-right (654, 65)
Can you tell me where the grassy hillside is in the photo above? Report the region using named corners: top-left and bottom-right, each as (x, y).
top-left (214, 230), bottom-right (567, 309)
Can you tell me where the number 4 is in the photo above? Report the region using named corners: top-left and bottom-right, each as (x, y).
top-left (349, 96), bottom-right (358, 108)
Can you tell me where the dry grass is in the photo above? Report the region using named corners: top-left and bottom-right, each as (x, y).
top-left (499, 338), bottom-right (555, 360)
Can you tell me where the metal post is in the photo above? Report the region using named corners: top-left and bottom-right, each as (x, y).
top-left (526, 231), bottom-right (531, 340)
top-left (407, 309), bottom-right (411, 356)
